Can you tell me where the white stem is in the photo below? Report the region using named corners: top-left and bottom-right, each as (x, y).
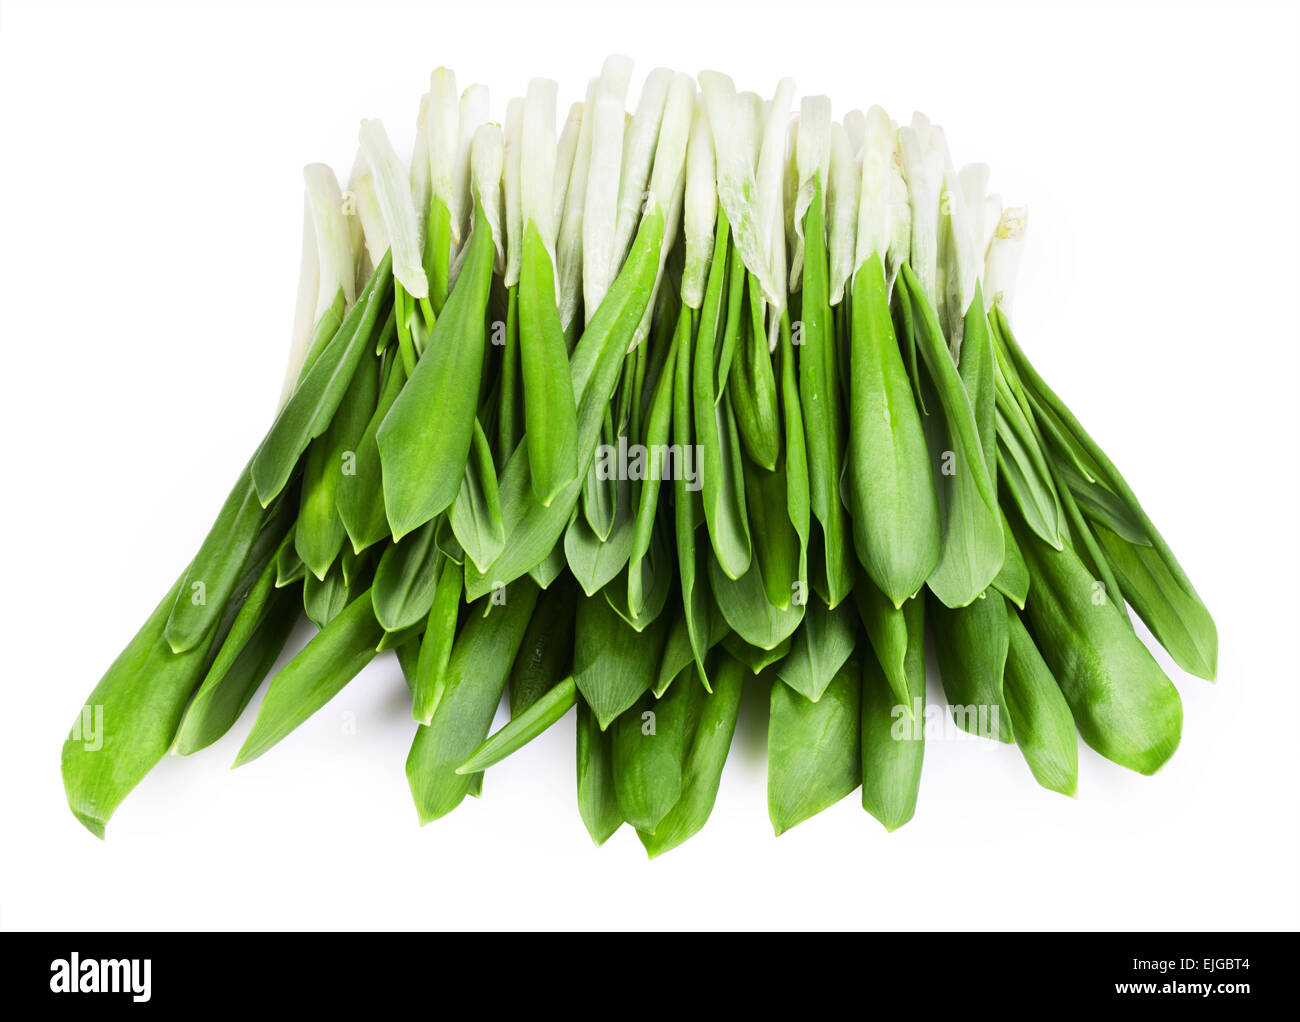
top-left (553, 101), bottom-right (583, 236)
top-left (409, 93), bottom-right (432, 251)
top-left (583, 55), bottom-right (632, 320)
top-left (855, 105), bottom-right (894, 269)
top-left (427, 68), bottom-right (459, 226)
top-left (826, 121), bottom-right (858, 304)
top-left (557, 80), bottom-right (597, 330)
top-left (281, 193), bottom-right (320, 405)
top-left (681, 93), bottom-right (716, 309)
top-left (886, 134), bottom-right (911, 290)
top-left (842, 108), bottom-right (866, 160)
top-left (304, 162), bottom-right (355, 316)
top-left (792, 95), bottom-right (831, 289)
top-left (358, 118), bottom-right (427, 298)
top-left (452, 84), bottom-right (488, 249)
top-left (984, 206), bottom-right (1027, 311)
top-left (898, 113), bottom-right (942, 308)
top-left (521, 78), bottom-right (559, 288)
top-left (350, 170), bottom-right (389, 273)
top-left (613, 67), bottom-right (673, 270)
top-left (755, 77), bottom-right (793, 317)
top-left (503, 97), bottom-right (524, 287)
top-left (471, 124), bottom-right (505, 272)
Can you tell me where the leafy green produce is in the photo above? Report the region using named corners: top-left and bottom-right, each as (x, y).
top-left (63, 58), bottom-right (1215, 852)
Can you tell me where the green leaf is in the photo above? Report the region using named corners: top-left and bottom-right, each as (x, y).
top-left (463, 210), bottom-right (666, 599)
top-left (694, 216), bottom-right (753, 579)
top-left (931, 589), bottom-right (1014, 742)
top-left (576, 700), bottom-right (623, 846)
top-left (729, 273), bottom-right (781, 470)
top-left (405, 580), bottom-right (540, 823)
top-left (508, 578), bottom-right (577, 717)
top-left (637, 652), bottom-right (744, 857)
top-left (1004, 607), bottom-right (1078, 797)
top-left (847, 254), bottom-right (940, 606)
top-left (164, 463), bottom-right (267, 653)
top-left (775, 595), bottom-right (856, 702)
top-left (572, 591), bottom-right (669, 729)
top-left (721, 631), bottom-right (791, 674)
top-left (990, 508), bottom-right (1030, 609)
top-left (296, 345), bottom-right (380, 578)
top-left (175, 556), bottom-right (301, 755)
top-left (234, 588), bottom-right (383, 766)
top-left (411, 554), bottom-right (463, 724)
top-left (860, 621), bottom-right (926, 833)
top-left (371, 518), bottom-right (442, 632)
top-left (709, 556), bottom-right (804, 651)
top-left (768, 665), bottom-right (861, 835)
top-left (612, 679), bottom-right (698, 833)
top-left (565, 473), bottom-right (634, 595)
top-left (518, 221), bottom-right (579, 504)
top-left (450, 417), bottom-right (506, 574)
top-left (63, 573), bottom-right (221, 837)
top-left (853, 571), bottom-right (913, 709)
top-left (377, 212), bottom-right (495, 539)
top-left (1094, 523), bottom-right (1218, 680)
top-left (457, 676), bottom-right (577, 774)
top-left (252, 253), bottom-right (392, 505)
top-left (904, 268), bottom-right (1003, 609)
top-left (798, 181), bottom-right (853, 607)
top-left (302, 559), bottom-right (350, 629)
top-left (1010, 510), bottom-right (1182, 775)
top-left (336, 350), bottom-right (407, 553)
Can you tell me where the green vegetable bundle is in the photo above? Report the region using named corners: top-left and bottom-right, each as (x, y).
top-left (62, 58), bottom-right (1216, 854)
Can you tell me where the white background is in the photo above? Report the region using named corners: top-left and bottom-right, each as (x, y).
top-left (1, 0), bottom-right (1297, 931)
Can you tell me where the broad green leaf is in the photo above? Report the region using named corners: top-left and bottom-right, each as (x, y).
top-left (847, 253), bottom-right (940, 606)
top-left (694, 215), bottom-right (753, 579)
top-left (164, 463), bottom-right (267, 653)
top-left (1011, 510), bottom-right (1182, 775)
top-left (252, 253), bottom-right (392, 504)
top-left (457, 676), bottom-right (577, 774)
top-left (904, 268), bottom-right (1003, 609)
top-left (1004, 607), bottom-right (1078, 797)
top-left (372, 518), bottom-right (442, 632)
top-left (377, 212), bottom-right (495, 539)
top-left (1094, 523), bottom-right (1217, 680)
top-left (775, 595), bottom-right (856, 702)
top-left (302, 558), bottom-right (350, 629)
top-left (798, 181), bottom-right (853, 608)
top-left (768, 665), bottom-right (861, 835)
top-left (175, 556), bottom-right (300, 755)
top-left (612, 679), bottom-right (698, 832)
top-left (234, 588), bottom-right (383, 766)
top-left (450, 417), bottom-right (506, 574)
top-left (518, 221), bottom-right (579, 504)
top-left (336, 350), bottom-right (407, 553)
top-left (508, 579), bottom-right (577, 717)
top-left (637, 652), bottom-right (744, 857)
top-left (63, 572), bottom-right (219, 837)
top-left (405, 580), bottom-right (540, 823)
top-left (411, 554), bottom-right (463, 724)
top-left (709, 557), bottom-right (804, 651)
top-left (296, 345), bottom-right (380, 578)
top-left (860, 630), bottom-right (925, 833)
top-left (576, 701), bottom-right (623, 846)
top-left (931, 589), bottom-right (1014, 742)
top-left (463, 210), bottom-right (666, 599)
top-left (572, 591), bottom-right (669, 729)
top-left (990, 508), bottom-right (1030, 609)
